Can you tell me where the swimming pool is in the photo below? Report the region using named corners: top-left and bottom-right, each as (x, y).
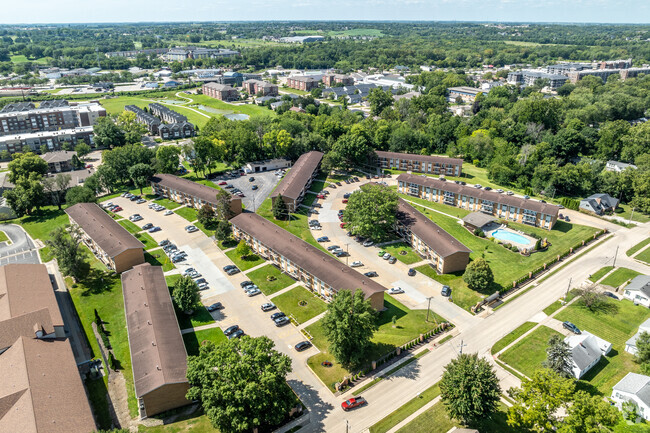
top-left (491, 229), bottom-right (531, 245)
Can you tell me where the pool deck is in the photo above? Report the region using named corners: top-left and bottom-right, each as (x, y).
top-left (483, 223), bottom-right (536, 250)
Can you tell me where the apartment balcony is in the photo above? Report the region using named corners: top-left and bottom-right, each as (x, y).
top-left (522, 214), bottom-right (537, 225)
top-left (443, 196), bottom-right (455, 205)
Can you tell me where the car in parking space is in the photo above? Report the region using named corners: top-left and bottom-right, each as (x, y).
top-left (388, 257), bottom-right (397, 264)
top-left (333, 250), bottom-right (347, 257)
top-left (218, 181), bottom-right (227, 186)
top-left (207, 302), bottom-right (223, 312)
top-left (136, 199), bottom-right (146, 204)
top-left (159, 239), bottom-right (170, 247)
top-left (340, 222), bottom-right (347, 229)
top-left (327, 245), bottom-right (341, 251)
top-left (223, 265), bottom-right (236, 272)
top-left (252, 185), bottom-right (258, 190)
top-left (226, 268), bottom-right (240, 275)
top-left (240, 280), bottom-right (253, 288)
top-left (243, 284), bottom-right (258, 291)
top-left (249, 177), bottom-right (255, 182)
top-left (129, 215), bottom-right (143, 222)
top-left (112, 206), bottom-right (123, 212)
top-left (228, 329), bottom-right (245, 339)
top-left (130, 195), bottom-right (139, 201)
top-left (310, 224), bottom-right (321, 231)
top-left (341, 397), bottom-right (367, 411)
top-left (164, 210), bottom-right (173, 216)
top-left (441, 285), bottom-right (451, 297)
top-left (188, 271), bottom-right (201, 278)
top-left (364, 271), bottom-right (378, 277)
top-left (182, 267), bottom-right (195, 276)
top-left (197, 282), bottom-right (209, 290)
top-left (484, 186), bottom-right (492, 191)
top-left (295, 341), bottom-right (312, 352)
top-left (316, 194), bottom-right (325, 199)
top-left (142, 223), bottom-right (154, 230)
top-left (496, 189), bottom-right (504, 193)
top-left (336, 181), bottom-right (342, 186)
top-left (275, 316), bottom-right (290, 327)
top-left (246, 288), bottom-right (261, 297)
top-left (224, 325), bottom-right (239, 336)
top-left (172, 256), bottom-right (186, 263)
top-left (185, 225), bottom-right (198, 233)
top-left (343, 193), bottom-right (351, 199)
top-left (377, 250), bottom-right (386, 257)
top-left (103, 202), bottom-right (114, 209)
top-left (270, 312), bottom-right (286, 321)
top-left (524, 195), bottom-right (530, 200)
top-left (342, 199), bottom-right (348, 204)
top-left (261, 302), bottom-right (276, 312)
top-left (362, 240), bottom-right (374, 247)
top-left (604, 291), bottom-right (619, 300)
top-left (387, 287), bottom-right (404, 295)
top-left (225, 184), bottom-right (234, 189)
top-left (474, 184), bottom-right (482, 189)
top-left (408, 268), bottom-right (416, 276)
top-left (148, 226), bottom-right (161, 233)
top-left (350, 261), bottom-right (363, 267)
top-left (563, 321), bottom-right (581, 334)
top-left (506, 191), bottom-right (514, 196)
top-left (317, 236), bottom-right (329, 242)
top-left (382, 253), bottom-right (391, 260)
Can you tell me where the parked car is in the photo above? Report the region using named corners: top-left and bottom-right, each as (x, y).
top-left (340, 222), bottom-right (347, 229)
top-left (604, 292), bottom-right (619, 300)
top-left (316, 194), bottom-right (325, 199)
top-left (112, 206), bottom-right (122, 212)
top-left (274, 316), bottom-right (290, 327)
top-left (524, 195), bottom-right (530, 200)
top-left (228, 329), bottom-right (245, 339)
top-left (295, 341), bottom-right (312, 352)
top-left (197, 282), bottom-right (209, 290)
top-left (226, 268), bottom-right (240, 276)
top-left (496, 189), bottom-right (504, 193)
top-left (223, 325), bottom-right (239, 336)
top-left (240, 280), bottom-right (253, 288)
top-left (249, 177), bottom-right (255, 182)
top-left (223, 265), bottom-right (236, 271)
top-left (364, 271), bottom-right (378, 277)
top-left (388, 287), bottom-right (404, 295)
top-left (343, 193), bottom-right (351, 199)
top-left (136, 199), bottom-right (146, 204)
top-left (506, 191), bottom-right (514, 196)
top-left (148, 226), bottom-right (161, 233)
top-left (363, 240), bottom-right (374, 247)
top-left (327, 245), bottom-right (341, 251)
top-left (207, 302), bottom-right (223, 312)
top-left (350, 261), bottom-right (363, 267)
top-left (261, 302), bottom-right (276, 312)
top-left (563, 321), bottom-right (581, 334)
top-left (441, 285), bottom-right (451, 297)
top-left (317, 236), bottom-right (329, 242)
top-left (341, 397), bottom-right (367, 411)
top-left (252, 185), bottom-right (258, 190)
top-left (388, 257), bottom-right (397, 264)
top-left (225, 184), bottom-right (234, 189)
top-left (185, 225), bottom-right (198, 233)
top-left (182, 267), bottom-right (195, 276)
top-left (565, 216), bottom-right (571, 222)
top-left (342, 199), bottom-right (348, 204)
top-left (333, 250), bottom-right (347, 257)
top-left (408, 268), bottom-right (416, 276)
top-left (142, 223), bottom-right (154, 230)
top-left (164, 210), bottom-right (173, 216)
top-left (246, 288), bottom-right (261, 297)
top-left (383, 253), bottom-right (391, 260)
top-left (377, 250), bottom-right (386, 257)
top-left (270, 312), bottom-right (286, 321)
top-left (195, 278), bottom-right (207, 285)
top-left (159, 239), bottom-right (170, 247)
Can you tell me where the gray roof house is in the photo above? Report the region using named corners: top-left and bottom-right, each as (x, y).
top-left (564, 331), bottom-right (612, 379)
top-left (579, 193), bottom-right (619, 215)
top-left (611, 373), bottom-right (650, 421)
top-left (626, 319), bottom-right (650, 355)
top-left (623, 275), bottom-right (650, 308)
top-left (606, 160), bottom-right (638, 172)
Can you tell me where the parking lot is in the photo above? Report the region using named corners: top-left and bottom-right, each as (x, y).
top-left (0, 224), bottom-right (40, 265)
top-left (212, 170), bottom-right (281, 211)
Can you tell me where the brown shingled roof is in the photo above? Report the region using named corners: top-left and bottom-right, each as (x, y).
top-left (151, 173), bottom-right (240, 207)
top-left (375, 151), bottom-right (463, 167)
top-left (65, 202), bottom-right (144, 258)
top-left (397, 199), bottom-right (471, 258)
top-left (122, 264), bottom-right (189, 399)
top-left (270, 151), bottom-right (323, 201)
top-left (230, 212), bottom-right (385, 300)
top-left (397, 173), bottom-right (560, 217)
top-left (0, 336), bottom-right (96, 433)
top-left (0, 308), bottom-right (54, 350)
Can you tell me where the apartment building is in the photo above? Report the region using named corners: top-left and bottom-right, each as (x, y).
top-left (150, 173), bottom-right (242, 217)
top-left (447, 86), bottom-right (482, 103)
top-left (323, 74), bottom-right (354, 87)
top-left (122, 263), bottom-right (190, 417)
top-left (0, 126), bottom-right (94, 154)
top-left (271, 150), bottom-right (323, 212)
top-left (0, 264), bottom-right (96, 433)
top-left (0, 100), bottom-right (106, 136)
top-left (397, 173), bottom-right (559, 229)
top-left (375, 151), bottom-right (463, 177)
top-left (566, 67), bottom-right (650, 84)
top-left (66, 202), bottom-right (145, 272)
top-left (164, 47), bottom-right (239, 62)
top-left (231, 212), bottom-right (386, 310)
top-left (507, 71), bottom-right (568, 90)
top-left (286, 75), bottom-right (320, 91)
top-left (125, 105), bottom-right (161, 134)
top-left (202, 82), bottom-right (240, 101)
top-left (148, 103), bottom-right (188, 124)
top-left (243, 79), bottom-right (279, 96)
top-left (158, 122), bottom-right (195, 139)
top-left (395, 199), bottom-right (471, 274)
top-left (40, 150), bottom-right (76, 173)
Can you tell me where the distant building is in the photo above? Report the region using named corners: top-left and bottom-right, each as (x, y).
top-left (622, 275), bottom-right (650, 308)
top-left (0, 126), bottom-right (94, 155)
top-left (566, 67), bottom-right (650, 84)
top-left (149, 103), bottom-right (188, 124)
top-left (625, 318), bottom-right (650, 355)
top-left (286, 76), bottom-right (320, 91)
top-left (0, 100), bottom-right (106, 136)
top-left (202, 82), bottom-right (239, 101)
top-left (507, 71), bottom-right (568, 90)
top-left (244, 158), bottom-right (291, 173)
top-left (163, 80), bottom-right (180, 88)
top-left (579, 193), bottom-right (619, 215)
top-left (125, 105), bottom-right (161, 135)
top-left (212, 71), bottom-right (244, 87)
top-left (164, 47), bottom-right (239, 62)
top-left (271, 151), bottom-right (323, 212)
top-left (158, 122), bottom-right (195, 140)
top-left (606, 160), bottom-right (637, 172)
top-left (105, 48), bottom-right (169, 58)
top-left (323, 74), bottom-right (354, 87)
top-left (374, 151), bottom-right (463, 176)
top-left (242, 79), bottom-right (278, 96)
top-left (40, 150), bottom-right (76, 173)
top-left (611, 373), bottom-right (650, 421)
top-left (279, 36), bottom-right (325, 43)
top-left (564, 331), bottom-right (611, 379)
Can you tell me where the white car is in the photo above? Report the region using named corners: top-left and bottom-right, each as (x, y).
top-left (350, 261), bottom-right (363, 267)
top-left (185, 225), bottom-right (198, 233)
top-left (164, 210), bottom-right (173, 216)
top-left (388, 287), bottom-right (404, 295)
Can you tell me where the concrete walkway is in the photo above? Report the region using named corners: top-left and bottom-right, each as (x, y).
top-left (180, 321), bottom-right (222, 335)
top-left (298, 311), bottom-right (327, 330)
top-left (243, 261), bottom-right (272, 274)
top-left (268, 281), bottom-right (302, 299)
top-left (403, 199), bottom-right (463, 222)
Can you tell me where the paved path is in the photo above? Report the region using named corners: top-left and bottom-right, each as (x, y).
top-left (268, 281), bottom-right (302, 299)
top-left (298, 311), bottom-right (327, 330)
top-left (180, 321), bottom-right (222, 335)
top-left (403, 199), bottom-right (463, 222)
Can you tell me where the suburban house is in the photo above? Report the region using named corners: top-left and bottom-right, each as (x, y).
top-left (122, 263), bottom-right (190, 417)
top-left (564, 331), bottom-right (612, 379)
top-left (40, 150), bottom-right (77, 173)
top-left (65, 202), bottom-right (145, 273)
top-left (397, 173), bottom-right (560, 229)
top-left (606, 160), bottom-right (638, 172)
top-left (202, 82), bottom-right (240, 101)
top-left (323, 74), bottom-right (354, 86)
top-left (286, 76), bottom-right (320, 91)
top-left (579, 193), bottom-right (619, 215)
top-left (150, 173), bottom-right (242, 216)
top-left (447, 86), bottom-right (483, 103)
top-left (395, 199), bottom-right (471, 274)
top-left (270, 150), bottom-right (323, 212)
top-left (230, 212), bottom-right (386, 310)
top-left (612, 373), bottom-right (650, 421)
top-left (625, 319), bottom-right (650, 355)
top-left (243, 79), bottom-right (279, 96)
top-left (623, 275), bottom-right (650, 307)
top-left (244, 158), bottom-right (291, 173)
top-left (374, 151), bottom-right (463, 177)
top-left (0, 263), bottom-right (96, 433)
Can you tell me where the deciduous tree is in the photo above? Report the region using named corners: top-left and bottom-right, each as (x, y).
top-left (235, 240), bottom-right (251, 259)
top-left (93, 116), bottom-right (126, 148)
top-left (215, 220), bottom-right (232, 242)
top-left (462, 258), bottom-right (494, 291)
top-left (214, 189), bottom-right (234, 220)
top-left (45, 225), bottom-right (87, 280)
top-left (8, 152), bottom-right (48, 183)
top-left (128, 163), bottom-right (154, 194)
top-left (65, 186), bottom-right (97, 206)
top-left (155, 145), bottom-right (181, 174)
top-left (342, 184), bottom-right (398, 241)
top-left (42, 173), bottom-right (71, 210)
top-left (172, 276), bottom-right (200, 314)
top-left (557, 391), bottom-right (618, 433)
top-left (197, 204), bottom-right (216, 228)
top-left (74, 142), bottom-right (91, 160)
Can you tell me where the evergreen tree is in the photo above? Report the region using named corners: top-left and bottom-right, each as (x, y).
top-left (543, 334), bottom-right (574, 378)
top-left (272, 195), bottom-right (289, 220)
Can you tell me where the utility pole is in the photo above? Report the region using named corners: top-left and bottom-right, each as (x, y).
top-left (566, 277), bottom-right (572, 298)
top-left (628, 207), bottom-right (635, 226)
top-left (345, 420), bottom-right (349, 433)
top-left (458, 340), bottom-right (467, 356)
top-left (425, 296), bottom-right (433, 322)
top-left (612, 245), bottom-right (619, 268)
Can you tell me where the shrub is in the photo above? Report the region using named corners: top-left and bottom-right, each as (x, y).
top-left (511, 245), bottom-right (519, 252)
top-left (108, 351), bottom-right (117, 370)
top-left (267, 275), bottom-right (277, 282)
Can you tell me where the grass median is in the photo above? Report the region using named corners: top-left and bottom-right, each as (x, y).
top-left (174, 206), bottom-right (199, 222)
top-left (601, 267), bottom-right (642, 288)
top-left (246, 264), bottom-right (296, 295)
top-left (225, 249), bottom-right (265, 271)
top-left (272, 286), bottom-right (327, 324)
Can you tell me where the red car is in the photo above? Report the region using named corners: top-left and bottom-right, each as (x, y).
top-left (113, 206), bottom-right (122, 212)
top-left (340, 222), bottom-right (347, 229)
top-left (342, 199), bottom-right (348, 204)
top-left (341, 397), bottom-right (367, 411)
top-left (218, 181), bottom-right (227, 186)
top-left (316, 194), bottom-right (325, 199)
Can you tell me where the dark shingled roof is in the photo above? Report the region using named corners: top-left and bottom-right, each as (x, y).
top-left (230, 212), bottom-right (385, 300)
top-left (151, 173), bottom-right (241, 208)
top-left (461, 212), bottom-right (497, 228)
top-left (122, 263), bottom-right (189, 398)
top-left (375, 151), bottom-right (463, 167)
top-left (397, 173), bottom-right (560, 217)
top-left (66, 203), bottom-right (144, 258)
top-left (271, 151), bottom-right (323, 201)
top-left (397, 199), bottom-right (471, 258)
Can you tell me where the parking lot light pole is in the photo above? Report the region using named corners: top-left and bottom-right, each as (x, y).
top-left (345, 243), bottom-right (349, 266)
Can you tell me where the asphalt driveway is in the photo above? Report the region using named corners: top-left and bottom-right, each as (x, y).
top-left (0, 224), bottom-right (40, 265)
top-left (212, 171), bottom-right (280, 212)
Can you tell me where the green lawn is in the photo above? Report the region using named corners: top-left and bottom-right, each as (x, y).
top-left (153, 197), bottom-right (182, 210)
top-left (85, 377), bottom-right (112, 430)
top-left (272, 286), bottom-right (328, 324)
top-left (182, 327), bottom-right (226, 357)
top-left (601, 267), bottom-right (642, 288)
top-left (246, 264), bottom-right (296, 295)
top-left (397, 193), bottom-right (471, 219)
top-left (134, 232), bottom-right (158, 250)
top-left (138, 410), bottom-right (214, 433)
top-left (0, 230), bottom-right (10, 244)
top-left (225, 249), bottom-right (265, 271)
top-left (14, 207), bottom-right (70, 243)
top-left (415, 265), bottom-right (482, 312)
top-left (382, 242), bottom-right (422, 265)
top-left (144, 249), bottom-right (175, 272)
top-left (117, 219), bottom-right (142, 234)
top-left (589, 266), bottom-right (615, 282)
top-left (491, 322), bottom-right (536, 355)
top-left (616, 204), bottom-right (650, 224)
top-left (369, 384), bottom-right (441, 433)
top-left (636, 248), bottom-right (650, 266)
top-left (500, 325), bottom-right (561, 378)
top-left (328, 28), bottom-right (385, 37)
top-left (280, 87), bottom-right (310, 95)
top-left (174, 206), bottom-right (198, 222)
top-left (306, 294), bottom-right (443, 390)
top-left (556, 298), bottom-right (650, 395)
top-left (10, 54), bottom-right (51, 64)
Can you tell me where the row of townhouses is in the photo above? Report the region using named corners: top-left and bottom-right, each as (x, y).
top-left (127, 104), bottom-right (195, 139)
top-left (270, 150), bottom-right (323, 212)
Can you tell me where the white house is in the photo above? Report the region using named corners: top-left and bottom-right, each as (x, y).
top-left (623, 275), bottom-right (650, 308)
top-left (564, 331), bottom-right (612, 379)
top-left (626, 319), bottom-right (650, 355)
top-left (606, 160), bottom-right (637, 173)
top-left (611, 373), bottom-right (650, 421)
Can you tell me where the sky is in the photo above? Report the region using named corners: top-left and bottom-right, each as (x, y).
top-left (1, 0), bottom-right (649, 24)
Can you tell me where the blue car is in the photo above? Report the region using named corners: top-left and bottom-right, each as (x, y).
top-left (148, 226), bottom-right (161, 233)
top-left (317, 236), bottom-right (329, 242)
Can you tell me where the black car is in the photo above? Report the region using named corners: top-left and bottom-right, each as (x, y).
top-left (228, 329), bottom-right (245, 339)
top-left (226, 268), bottom-right (240, 275)
top-left (142, 223), bottom-right (154, 230)
top-left (224, 325), bottom-right (239, 336)
top-left (484, 186), bottom-right (492, 191)
top-left (223, 265), bottom-right (236, 271)
top-left (563, 321), bottom-right (581, 334)
top-left (604, 291), bottom-right (619, 300)
top-left (249, 177), bottom-right (255, 182)
top-left (343, 193), bottom-right (351, 199)
top-left (364, 271), bottom-right (378, 277)
top-left (207, 302), bottom-right (223, 312)
top-left (271, 312), bottom-right (286, 321)
top-left (240, 281), bottom-right (253, 288)
top-left (295, 341), bottom-right (313, 352)
top-left (408, 268), bottom-right (416, 276)
top-left (441, 285), bottom-right (451, 297)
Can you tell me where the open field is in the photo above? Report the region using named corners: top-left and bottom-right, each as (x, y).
top-left (500, 325), bottom-right (561, 377)
top-left (10, 54), bottom-right (51, 64)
